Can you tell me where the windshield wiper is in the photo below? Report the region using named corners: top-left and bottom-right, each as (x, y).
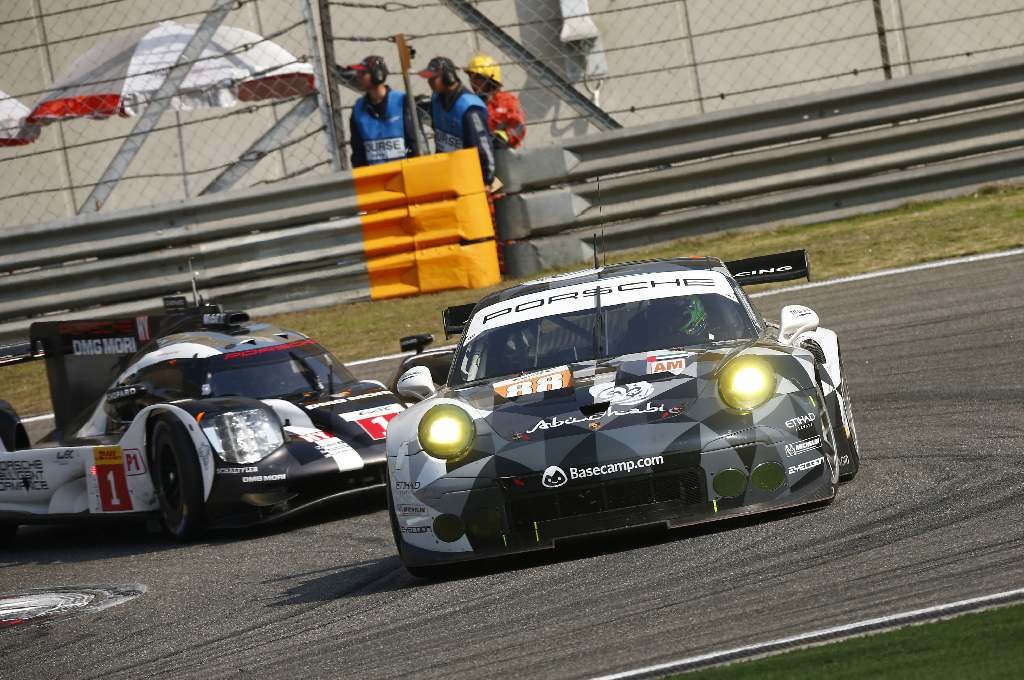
top-left (289, 352), bottom-right (327, 394)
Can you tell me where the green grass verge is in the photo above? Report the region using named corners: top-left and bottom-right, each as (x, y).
top-left (5, 183), bottom-right (1024, 417)
top-left (672, 601), bottom-right (1024, 680)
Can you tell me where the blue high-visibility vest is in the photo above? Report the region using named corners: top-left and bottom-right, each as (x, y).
top-left (431, 91), bottom-right (486, 152)
top-left (352, 90), bottom-right (407, 164)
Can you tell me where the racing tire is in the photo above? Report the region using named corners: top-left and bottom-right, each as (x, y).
top-left (0, 400), bottom-right (29, 451)
top-left (816, 388), bottom-right (841, 490)
top-left (0, 523), bottom-right (17, 542)
top-left (150, 416), bottom-right (205, 540)
top-left (833, 350), bottom-right (861, 483)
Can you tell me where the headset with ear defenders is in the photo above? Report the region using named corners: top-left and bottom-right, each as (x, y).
top-left (370, 58), bottom-right (387, 86)
top-left (440, 58), bottom-right (457, 87)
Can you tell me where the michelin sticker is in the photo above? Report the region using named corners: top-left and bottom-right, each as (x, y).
top-left (784, 436), bottom-right (821, 457)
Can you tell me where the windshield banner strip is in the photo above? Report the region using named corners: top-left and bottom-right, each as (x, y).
top-left (222, 338), bottom-right (317, 361)
top-left (464, 271), bottom-right (738, 340)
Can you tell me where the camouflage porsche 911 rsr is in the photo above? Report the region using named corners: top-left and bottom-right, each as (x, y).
top-left (385, 251), bottom-right (859, 575)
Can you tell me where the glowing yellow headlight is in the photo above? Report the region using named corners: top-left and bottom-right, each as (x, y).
top-left (417, 404), bottom-right (475, 461)
top-left (718, 356), bottom-right (776, 411)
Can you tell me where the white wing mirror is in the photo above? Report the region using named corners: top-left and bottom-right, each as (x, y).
top-left (397, 365), bottom-right (437, 402)
top-left (778, 305), bottom-right (819, 346)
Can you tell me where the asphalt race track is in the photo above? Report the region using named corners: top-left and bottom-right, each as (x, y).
top-left (2, 252), bottom-right (1023, 679)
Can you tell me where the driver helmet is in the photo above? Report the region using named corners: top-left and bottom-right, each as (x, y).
top-left (676, 296), bottom-right (707, 337)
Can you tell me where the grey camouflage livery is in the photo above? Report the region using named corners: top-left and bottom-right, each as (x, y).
top-left (385, 257), bottom-right (860, 574)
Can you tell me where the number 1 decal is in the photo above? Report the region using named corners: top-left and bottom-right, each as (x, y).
top-left (93, 446), bottom-right (133, 512)
top-left (355, 412), bottom-right (400, 441)
top-left (340, 403), bottom-right (404, 441)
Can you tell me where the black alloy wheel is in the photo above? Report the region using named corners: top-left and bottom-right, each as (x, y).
top-left (150, 416), bottom-right (205, 539)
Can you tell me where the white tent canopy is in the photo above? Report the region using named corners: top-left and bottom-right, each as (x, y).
top-left (30, 21), bottom-right (314, 121)
top-left (0, 89), bottom-right (40, 146)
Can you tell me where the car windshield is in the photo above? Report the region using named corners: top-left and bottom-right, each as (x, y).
top-left (451, 273), bottom-right (758, 385)
top-left (206, 344), bottom-right (355, 399)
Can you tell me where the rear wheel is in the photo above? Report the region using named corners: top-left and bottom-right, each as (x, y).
top-left (150, 416), bottom-right (205, 540)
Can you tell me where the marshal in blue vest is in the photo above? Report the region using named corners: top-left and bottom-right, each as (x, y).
top-left (431, 91), bottom-right (486, 152)
top-left (352, 90), bottom-right (408, 164)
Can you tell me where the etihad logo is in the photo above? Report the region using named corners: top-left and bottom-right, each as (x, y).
top-left (541, 465), bottom-right (567, 488)
top-left (784, 412), bottom-right (816, 430)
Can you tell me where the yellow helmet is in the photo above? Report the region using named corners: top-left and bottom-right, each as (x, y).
top-left (466, 54), bottom-right (501, 85)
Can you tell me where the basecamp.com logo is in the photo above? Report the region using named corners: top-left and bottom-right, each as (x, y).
top-left (542, 466), bottom-right (568, 488)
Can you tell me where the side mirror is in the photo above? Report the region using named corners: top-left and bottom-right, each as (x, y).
top-left (397, 366), bottom-right (437, 402)
top-left (778, 305), bottom-right (819, 346)
top-left (400, 333), bottom-right (434, 354)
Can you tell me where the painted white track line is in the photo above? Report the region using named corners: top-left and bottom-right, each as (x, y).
top-left (19, 246), bottom-right (1024, 424)
top-left (592, 586), bottom-right (1024, 680)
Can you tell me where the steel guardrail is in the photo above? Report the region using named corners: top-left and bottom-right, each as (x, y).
top-left (494, 55), bottom-right (1024, 275)
top-left (0, 149), bottom-right (499, 343)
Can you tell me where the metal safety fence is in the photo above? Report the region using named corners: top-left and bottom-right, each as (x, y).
top-left (0, 148), bottom-right (499, 343)
top-left (0, 0), bottom-right (338, 228)
top-left (494, 55), bottom-right (1024, 275)
top-left (3, 1), bottom-right (1024, 230)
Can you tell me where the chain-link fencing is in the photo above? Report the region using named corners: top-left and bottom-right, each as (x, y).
top-left (2, 0), bottom-right (1023, 229)
top-left (0, 0), bottom-right (336, 228)
top-left (328, 0), bottom-right (1024, 139)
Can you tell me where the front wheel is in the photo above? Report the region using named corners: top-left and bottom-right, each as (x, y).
top-left (833, 350), bottom-right (861, 482)
top-left (0, 523), bottom-right (17, 543)
top-left (150, 416), bottom-right (205, 540)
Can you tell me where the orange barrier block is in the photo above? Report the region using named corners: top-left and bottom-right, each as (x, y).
top-left (353, 149), bottom-right (486, 213)
top-left (366, 241), bottom-right (500, 300)
top-left (359, 193), bottom-right (494, 258)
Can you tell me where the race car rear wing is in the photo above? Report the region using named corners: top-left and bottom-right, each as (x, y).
top-left (21, 299), bottom-right (250, 434)
top-left (30, 317), bottom-right (155, 433)
top-left (724, 250), bottom-right (810, 286)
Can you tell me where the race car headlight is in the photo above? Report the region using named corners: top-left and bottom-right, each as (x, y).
top-left (418, 404), bottom-right (475, 461)
top-left (718, 357), bottom-right (776, 412)
top-left (204, 409), bottom-right (284, 464)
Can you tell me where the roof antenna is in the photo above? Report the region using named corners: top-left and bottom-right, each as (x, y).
top-left (601, 227), bottom-right (607, 267)
top-left (188, 258), bottom-right (201, 307)
top-left (593, 233), bottom-right (600, 270)
top-left (594, 175), bottom-right (606, 268)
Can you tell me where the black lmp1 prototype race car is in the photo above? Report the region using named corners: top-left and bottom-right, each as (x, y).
top-left (385, 250), bottom-right (860, 574)
top-left (0, 301), bottom-right (403, 538)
